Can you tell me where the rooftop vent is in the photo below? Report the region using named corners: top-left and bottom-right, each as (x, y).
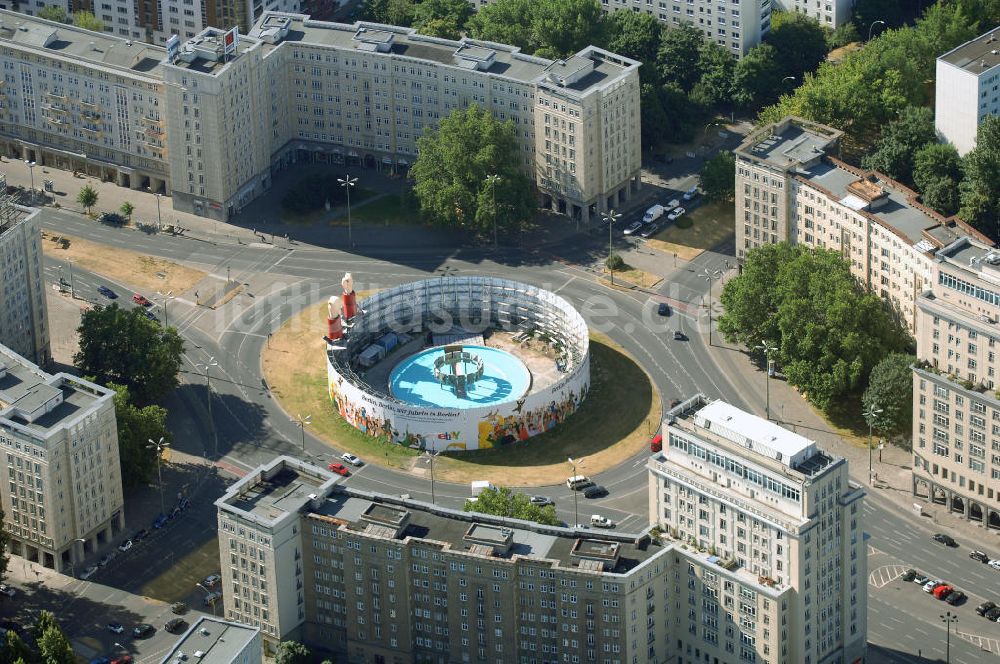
top-left (985, 252), bottom-right (1000, 265)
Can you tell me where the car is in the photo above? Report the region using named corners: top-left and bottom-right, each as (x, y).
top-left (945, 590), bottom-right (967, 605)
top-left (667, 207), bottom-right (686, 221)
top-left (529, 496), bottom-right (554, 506)
top-left (0, 585), bottom-right (15, 598)
top-left (657, 302), bottom-right (671, 316)
top-left (111, 656), bottom-right (133, 664)
top-left (327, 462), bottom-right (350, 476)
top-left (673, 331), bottom-right (687, 341)
top-left (98, 212), bottom-right (126, 226)
top-left (179, 497), bottom-right (191, 510)
top-left (164, 618), bottom-right (187, 634)
top-left (971, 550), bottom-right (990, 563)
top-left (977, 600), bottom-right (997, 616)
top-left (682, 187), bottom-right (699, 201)
top-left (913, 573), bottom-right (930, 585)
top-left (106, 623), bottom-right (124, 634)
top-left (133, 528), bottom-right (149, 542)
top-left (203, 574), bottom-right (221, 588)
top-left (97, 285), bottom-right (117, 299)
top-left (118, 539), bottom-right (133, 552)
top-left (203, 591), bottom-right (223, 606)
top-left (623, 221), bottom-right (644, 236)
top-left (152, 514), bottom-right (168, 529)
top-left (583, 485), bottom-right (608, 499)
top-left (99, 551), bottom-right (116, 567)
top-left (90, 658), bottom-right (111, 664)
top-left (341, 453), bottom-right (363, 466)
top-left (923, 579), bottom-right (944, 593)
top-left (132, 623), bottom-right (154, 638)
top-left (665, 198), bottom-right (681, 211)
top-left (650, 434), bottom-right (663, 453)
top-left (79, 565), bottom-right (98, 580)
top-left (933, 533), bottom-right (958, 547)
top-left (132, 293), bottom-right (151, 306)
top-left (574, 523), bottom-right (591, 529)
top-left (169, 507), bottom-right (181, 520)
top-left (933, 584), bottom-right (954, 599)
top-left (639, 223), bottom-right (660, 239)
top-left (144, 310), bottom-right (158, 322)
top-left (171, 602), bottom-right (188, 615)
top-left (986, 607), bottom-right (1000, 621)
top-left (590, 515), bottom-right (614, 528)
top-left (990, 559), bottom-right (1000, 570)
top-left (901, 569), bottom-right (917, 582)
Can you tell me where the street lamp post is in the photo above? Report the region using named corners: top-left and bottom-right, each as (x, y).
top-left (67, 260), bottom-right (75, 299)
top-left (292, 414), bottom-right (311, 452)
top-left (781, 76), bottom-right (796, 85)
top-left (863, 404), bottom-right (883, 485)
top-left (940, 611), bottom-right (958, 664)
top-left (425, 450), bottom-right (439, 504)
top-left (156, 290), bottom-right (175, 327)
top-left (154, 193), bottom-right (163, 232)
top-left (756, 341), bottom-right (778, 420)
top-left (568, 457), bottom-right (584, 527)
top-left (197, 583), bottom-right (220, 617)
top-left (485, 174), bottom-right (501, 250)
top-left (24, 161), bottom-right (35, 202)
top-left (146, 437), bottom-right (169, 516)
top-left (868, 19), bottom-right (886, 41)
top-left (602, 210), bottom-right (622, 286)
top-left (196, 357), bottom-right (219, 458)
top-left (701, 268), bottom-right (722, 346)
top-left (338, 174), bottom-right (358, 248)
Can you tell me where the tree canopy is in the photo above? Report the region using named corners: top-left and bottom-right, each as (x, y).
top-left (765, 11), bottom-right (829, 83)
top-left (656, 24), bottom-right (705, 93)
top-left (411, 105), bottom-right (535, 236)
top-left (37, 6), bottom-right (68, 22)
top-left (732, 43), bottom-right (785, 110)
top-left (466, 0), bottom-right (605, 58)
top-left (959, 115), bottom-right (1000, 241)
top-left (860, 105), bottom-right (936, 185)
top-left (603, 10), bottom-right (662, 82)
top-left (862, 353), bottom-right (916, 446)
top-left (77, 185), bottom-right (98, 214)
top-left (699, 152), bottom-right (736, 203)
top-left (110, 383), bottom-right (171, 488)
top-left (465, 486), bottom-right (560, 525)
top-left (718, 243), bottom-right (910, 411)
top-left (71, 11), bottom-right (104, 32)
top-left (74, 303), bottom-right (184, 405)
top-left (912, 142), bottom-right (962, 216)
top-left (274, 641), bottom-right (312, 664)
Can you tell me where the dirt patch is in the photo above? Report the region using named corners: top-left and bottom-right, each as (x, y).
top-left (601, 265), bottom-right (662, 289)
top-left (41, 232), bottom-right (207, 295)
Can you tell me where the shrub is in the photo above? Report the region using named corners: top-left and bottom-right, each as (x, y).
top-left (676, 216), bottom-right (693, 229)
top-left (606, 253), bottom-right (626, 270)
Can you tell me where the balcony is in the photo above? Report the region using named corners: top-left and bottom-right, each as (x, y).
top-left (141, 115), bottom-right (163, 126)
top-left (82, 110), bottom-right (102, 122)
top-left (44, 103), bottom-right (69, 114)
top-left (79, 99), bottom-right (99, 109)
top-left (144, 126), bottom-right (163, 138)
top-left (81, 126), bottom-right (102, 136)
top-left (45, 92), bottom-right (68, 102)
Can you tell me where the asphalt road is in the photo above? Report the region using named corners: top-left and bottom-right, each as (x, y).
top-left (33, 206), bottom-right (1000, 661)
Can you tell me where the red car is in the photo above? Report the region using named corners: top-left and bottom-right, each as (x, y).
top-left (132, 293), bottom-right (151, 307)
top-left (327, 462), bottom-right (350, 476)
top-left (933, 584), bottom-right (954, 599)
top-left (650, 434), bottom-right (663, 453)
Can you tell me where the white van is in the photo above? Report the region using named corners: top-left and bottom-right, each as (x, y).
top-left (566, 475), bottom-right (593, 490)
top-left (471, 480), bottom-right (495, 497)
top-left (642, 204), bottom-right (666, 224)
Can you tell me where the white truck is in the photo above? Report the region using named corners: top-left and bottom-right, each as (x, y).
top-left (642, 204), bottom-right (666, 224)
top-left (471, 480), bottom-right (495, 497)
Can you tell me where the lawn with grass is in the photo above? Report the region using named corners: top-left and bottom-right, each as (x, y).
top-left (602, 265), bottom-right (662, 290)
top-left (647, 200), bottom-right (735, 260)
top-left (352, 193), bottom-right (423, 226)
top-left (263, 303), bottom-right (659, 485)
top-left (140, 537), bottom-right (219, 604)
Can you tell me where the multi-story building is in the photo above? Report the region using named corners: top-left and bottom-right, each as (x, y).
top-left (0, 207), bottom-right (49, 366)
top-left (912, 236), bottom-right (1000, 530)
top-left (219, 435), bottom-right (864, 664)
top-left (649, 395), bottom-right (867, 664)
top-left (158, 617), bottom-right (262, 664)
top-left (734, 116), bottom-right (993, 332)
top-left (935, 26), bottom-right (1000, 156)
top-left (0, 343), bottom-right (124, 573)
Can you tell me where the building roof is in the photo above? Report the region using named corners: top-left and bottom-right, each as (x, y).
top-left (693, 400), bottom-right (816, 468)
top-left (216, 456), bottom-right (340, 525)
top-left (0, 9), bottom-right (165, 77)
top-left (938, 25), bottom-right (1000, 75)
top-left (735, 117), bottom-right (842, 171)
top-left (936, 235), bottom-right (1000, 288)
top-left (158, 617), bottom-right (260, 664)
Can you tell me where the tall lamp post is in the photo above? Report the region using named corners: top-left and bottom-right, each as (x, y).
top-left (154, 192), bottom-right (163, 231)
top-left (146, 437), bottom-right (169, 516)
top-left (338, 174), bottom-right (358, 248)
top-left (24, 160), bottom-right (35, 202)
top-left (781, 76), bottom-right (796, 86)
top-left (197, 583), bottom-right (220, 617)
top-left (701, 267), bottom-right (722, 346)
top-left (291, 414), bottom-right (311, 453)
top-left (156, 290), bottom-right (174, 327)
top-left (568, 457), bottom-right (584, 527)
top-left (485, 174), bottom-right (501, 250)
top-left (602, 209), bottom-right (621, 285)
top-left (868, 19), bottom-right (886, 41)
top-left (424, 450), bottom-right (439, 505)
top-left (863, 404), bottom-right (882, 484)
top-left (940, 611), bottom-right (958, 664)
top-left (756, 340), bottom-right (778, 420)
top-left (196, 357), bottom-right (219, 458)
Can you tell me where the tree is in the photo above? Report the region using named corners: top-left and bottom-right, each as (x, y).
top-left (689, 40), bottom-right (734, 107)
top-left (74, 304), bottom-right (184, 405)
top-left (274, 641), bottom-right (311, 664)
top-left (732, 43), bottom-right (785, 109)
top-left (658, 81), bottom-right (705, 144)
top-left (466, 0), bottom-right (533, 51)
top-left (466, 0), bottom-right (604, 57)
top-left (959, 115), bottom-right (1000, 241)
top-left (718, 243), bottom-right (910, 412)
top-left (109, 383), bottom-right (170, 487)
top-left (119, 201), bottom-right (135, 222)
top-left (912, 142), bottom-right (962, 215)
top-left (852, 0), bottom-right (905, 33)
top-left (700, 152), bottom-right (736, 203)
top-left (37, 6), bottom-right (68, 22)
top-left (603, 10), bottom-right (662, 82)
top-left (411, 105), bottom-right (535, 236)
top-left (860, 105), bottom-right (935, 184)
top-left (32, 611), bottom-right (60, 643)
top-left (412, 0), bottom-right (472, 38)
top-left (862, 353), bottom-right (916, 445)
top-left (4, 630), bottom-right (32, 664)
top-left (77, 185), bottom-right (98, 214)
top-left (765, 11), bottom-right (829, 82)
top-left (656, 24), bottom-right (705, 92)
top-left (71, 11), bottom-right (104, 32)
top-left (465, 486), bottom-right (561, 525)
top-left (37, 626), bottom-right (74, 664)
top-left (640, 83), bottom-right (670, 151)
top-left (826, 21), bottom-right (860, 50)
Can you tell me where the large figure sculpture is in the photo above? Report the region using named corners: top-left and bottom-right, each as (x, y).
top-left (327, 295), bottom-right (343, 341)
top-left (342, 272), bottom-right (358, 320)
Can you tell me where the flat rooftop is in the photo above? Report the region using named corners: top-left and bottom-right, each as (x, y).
top-left (736, 117), bottom-right (841, 171)
top-left (158, 617), bottom-right (259, 664)
top-left (937, 236), bottom-right (1000, 287)
top-left (0, 9), bottom-right (165, 75)
top-left (939, 25), bottom-right (1000, 74)
top-left (223, 464), bottom-right (330, 522)
top-left (169, 28), bottom-right (256, 74)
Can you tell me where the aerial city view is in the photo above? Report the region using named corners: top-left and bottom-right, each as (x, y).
top-left (0, 0), bottom-right (999, 661)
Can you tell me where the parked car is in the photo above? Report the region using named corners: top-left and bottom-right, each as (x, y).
top-left (901, 569), bottom-right (917, 582)
top-left (203, 591), bottom-right (223, 606)
top-left (90, 658), bottom-right (111, 664)
top-left (667, 207), bottom-right (686, 221)
top-left (0, 585), bottom-right (15, 598)
top-left (989, 559), bottom-right (1000, 570)
top-left (203, 574), bottom-right (221, 588)
top-left (623, 221), bottom-right (643, 236)
top-left (132, 623), bottom-right (154, 638)
top-left (933, 533), bottom-right (958, 547)
top-left (529, 496), bottom-right (553, 506)
top-left (118, 539), bottom-right (133, 552)
top-left (171, 602), bottom-right (188, 615)
top-left (590, 515), bottom-right (614, 528)
top-left (144, 310), bottom-right (158, 322)
top-left (673, 331), bottom-right (687, 341)
top-left (945, 590), bottom-right (967, 605)
top-left (168, 507), bottom-right (181, 520)
top-left (99, 551), bottom-right (116, 567)
top-left (986, 607), bottom-right (1000, 621)
top-left (682, 187), bottom-right (700, 201)
top-left (657, 302), bottom-right (671, 316)
top-left (933, 584), bottom-right (954, 599)
top-left (971, 550), bottom-right (990, 563)
top-left (665, 199), bottom-right (681, 211)
top-left (639, 223), bottom-right (661, 239)
top-left (152, 514), bottom-right (168, 529)
top-left (97, 285), bottom-right (117, 299)
top-left (913, 573), bottom-right (930, 585)
top-left (923, 579), bottom-right (945, 593)
top-left (133, 528), bottom-right (149, 541)
top-left (327, 462), bottom-right (350, 476)
top-left (132, 294), bottom-right (151, 306)
top-left (584, 485), bottom-right (608, 499)
top-left (650, 434), bottom-right (663, 453)
top-left (164, 618), bottom-right (187, 634)
top-left (98, 212), bottom-right (126, 226)
top-left (79, 566), bottom-right (99, 580)
top-left (111, 656), bottom-right (133, 664)
top-left (106, 623), bottom-right (124, 634)
top-left (341, 453), bottom-right (363, 466)
top-left (179, 497), bottom-right (191, 511)
top-left (977, 600), bottom-right (997, 616)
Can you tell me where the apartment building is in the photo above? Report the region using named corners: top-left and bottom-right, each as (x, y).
top-left (935, 25), bottom-right (1000, 155)
top-left (158, 617), bottom-right (262, 664)
top-left (0, 11), bottom-right (171, 194)
top-left (0, 207), bottom-right (49, 367)
top-left (912, 236), bottom-right (1000, 530)
top-left (649, 395), bottom-right (867, 664)
top-left (735, 117), bottom-right (993, 332)
top-left (0, 344), bottom-right (124, 573)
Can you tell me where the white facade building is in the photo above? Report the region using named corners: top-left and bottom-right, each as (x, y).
top-left (0, 208), bottom-right (49, 367)
top-left (935, 26), bottom-right (1000, 156)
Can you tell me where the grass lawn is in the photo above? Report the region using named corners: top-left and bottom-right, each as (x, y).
top-left (140, 537), bottom-right (219, 604)
top-left (278, 187), bottom-right (377, 225)
top-left (351, 193), bottom-right (423, 226)
top-left (262, 302), bottom-right (660, 486)
top-left (646, 200), bottom-right (735, 260)
top-left (40, 231), bottom-right (207, 295)
top-left (601, 265), bottom-right (662, 290)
